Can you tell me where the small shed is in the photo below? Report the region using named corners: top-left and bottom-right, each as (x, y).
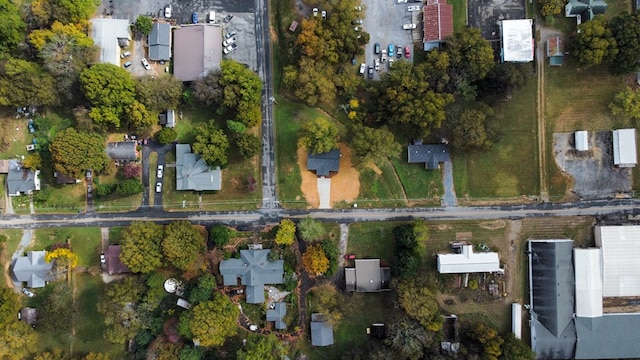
top-left (266, 302), bottom-right (287, 330)
top-left (547, 36), bottom-right (564, 66)
top-left (289, 21), bottom-right (298, 32)
top-left (310, 313), bottom-right (334, 346)
top-left (512, 303), bottom-right (522, 339)
top-left (612, 128), bottom-right (637, 167)
top-left (19, 307), bottom-right (38, 326)
top-left (575, 131), bottom-right (588, 151)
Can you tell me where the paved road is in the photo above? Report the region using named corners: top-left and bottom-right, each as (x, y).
top-left (0, 199), bottom-right (638, 229)
top-left (256, 0), bottom-right (277, 210)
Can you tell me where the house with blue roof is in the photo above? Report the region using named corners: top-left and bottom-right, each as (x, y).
top-left (219, 249), bottom-right (284, 303)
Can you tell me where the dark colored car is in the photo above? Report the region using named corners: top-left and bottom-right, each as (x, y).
top-left (396, 45), bottom-right (402, 58)
top-left (351, 55), bottom-right (357, 65)
top-left (367, 66), bottom-right (374, 79)
top-left (374, 43), bottom-right (380, 54)
top-left (224, 14), bottom-right (234, 23)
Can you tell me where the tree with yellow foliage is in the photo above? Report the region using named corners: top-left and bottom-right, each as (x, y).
top-left (45, 248), bottom-right (78, 281)
top-left (275, 219), bottom-right (296, 246)
top-left (302, 243), bottom-right (329, 275)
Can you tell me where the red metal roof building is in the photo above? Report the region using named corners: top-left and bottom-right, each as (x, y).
top-left (423, 0), bottom-right (453, 50)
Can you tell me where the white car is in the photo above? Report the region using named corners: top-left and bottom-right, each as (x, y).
top-left (402, 23), bottom-right (417, 29)
top-left (100, 253), bottom-right (106, 264)
top-left (141, 58), bottom-right (151, 70)
top-left (396, 0), bottom-right (408, 3)
top-left (381, 49), bottom-right (387, 62)
top-left (164, 4), bottom-right (172, 18)
top-left (359, 63), bottom-right (366, 74)
top-left (374, 58), bottom-right (380, 71)
top-left (223, 37), bottom-right (236, 47)
top-left (226, 30), bottom-right (237, 39)
top-left (223, 43), bottom-right (238, 54)
top-left (155, 183), bottom-right (162, 193)
top-left (321, 10), bottom-right (327, 19)
top-left (312, 8), bottom-right (318, 16)
top-left (120, 51), bottom-right (131, 59)
top-left (21, 288), bottom-right (34, 298)
top-left (157, 165), bottom-right (164, 179)
top-left (408, 5), bottom-right (421, 11)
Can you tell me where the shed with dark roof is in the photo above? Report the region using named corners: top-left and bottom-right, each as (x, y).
top-left (407, 143), bottom-right (449, 170)
top-left (105, 245), bottom-right (130, 275)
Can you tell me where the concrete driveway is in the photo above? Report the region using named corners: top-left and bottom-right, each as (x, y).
top-left (317, 177), bottom-right (331, 209)
top-left (362, 0), bottom-right (416, 80)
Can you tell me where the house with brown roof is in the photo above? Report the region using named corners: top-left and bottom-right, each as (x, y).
top-left (173, 24), bottom-right (222, 82)
top-left (423, 0), bottom-right (453, 51)
top-left (105, 245), bottom-right (131, 275)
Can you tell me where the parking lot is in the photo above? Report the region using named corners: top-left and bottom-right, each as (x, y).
top-left (99, 0), bottom-right (258, 73)
top-left (467, 0), bottom-right (526, 40)
top-left (362, 0), bottom-right (418, 80)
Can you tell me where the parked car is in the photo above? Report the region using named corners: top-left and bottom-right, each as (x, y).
top-left (21, 288), bottom-right (34, 298)
top-left (157, 165), bottom-right (164, 179)
top-left (403, 23), bottom-right (417, 29)
top-left (164, 4), bottom-right (172, 18)
top-left (223, 37), bottom-right (236, 47)
top-left (381, 49), bottom-right (387, 62)
top-left (208, 11), bottom-right (216, 23)
top-left (367, 66), bottom-right (374, 79)
top-left (355, 6), bottom-right (362, 10)
top-left (388, 44), bottom-right (394, 57)
top-left (374, 42), bottom-right (380, 54)
top-left (155, 183), bottom-right (162, 193)
top-left (344, 254), bottom-right (356, 260)
top-left (312, 8), bottom-right (318, 16)
top-left (123, 61), bottom-right (132, 68)
top-left (396, 0), bottom-right (408, 3)
top-left (321, 10), bottom-right (327, 19)
top-left (351, 55), bottom-right (357, 65)
top-left (223, 14), bottom-right (234, 22)
top-left (86, 169), bottom-right (92, 180)
top-left (352, 19), bottom-right (363, 25)
top-left (223, 43), bottom-right (238, 54)
top-left (354, 26), bottom-right (360, 31)
top-left (408, 5), bottom-right (421, 11)
top-left (374, 58), bottom-right (380, 71)
top-left (141, 58), bottom-right (151, 70)
top-left (28, 119), bottom-right (35, 134)
top-left (388, 58), bottom-right (395, 68)
top-left (405, 46), bottom-right (411, 58)
top-left (359, 63), bottom-right (366, 74)
top-left (226, 30), bottom-right (237, 39)
top-left (192, 12), bottom-right (198, 24)
top-left (397, 45), bottom-right (402, 58)
top-left (120, 51), bottom-right (131, 59)
top-left (100, 253), bottom-right (106, 264)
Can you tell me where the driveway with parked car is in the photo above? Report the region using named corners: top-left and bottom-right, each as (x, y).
top-left (362, 0), bottom-right (416, 80)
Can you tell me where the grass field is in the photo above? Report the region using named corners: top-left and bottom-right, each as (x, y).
top-left (357, 161), bottom-right (407, 208)
top-left (35, 183), bottom-right (86, 214)
top-left (108, 227), bottom-right (125, 244)
top-left (347, 222), bottom-right (400, 261)
top-left (449, 0), bottom-right (467, 31)
top-left (391, 154), bottom-right (443, 203)
top-left (453, 79), bottom-right (539, 199)
top-left (32, 228), bottom-right (101, 266)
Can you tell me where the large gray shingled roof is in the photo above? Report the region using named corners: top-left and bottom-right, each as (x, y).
top-left (307, 149), bottom-right (340, 176)
top-left (407, 143), bottom-right (450, 169)
top-left (176, 144), bottom-right (221, 191)
top-left (219, 249), bottom-right (284, 303)
top-left (11, 251), bottom-right (53, 288)
top-left (149, 23), bottom-right (171, 61)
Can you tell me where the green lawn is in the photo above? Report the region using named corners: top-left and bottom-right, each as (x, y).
top-left (108, 227), bottom-right (125, 245)
top-left (93, 170), bottom-right (143, 213)
top-left (274, 98), bottom-right (328, 208)
top-left (356, 160), bottom-right (407, 208)
top-left (35, 183), bottom-right (86, 214)
top-left (0, 229), bottom-right (23, 268)
top-left (162, 167), bottom-right (200, 210)
top-left (347, 222), bottom-right (399, 261)
top-left (391, 154), bottom-right (443, 204)
top-left (453, 79), bottom-right (538, 199)
top-left (174, 105), bottom-right (212, 143)
top-left (32, 228), bottom-right (101, 266)
top-left (11, 195), bottom-right (31, 215)
top-left (449, 0), bottom-right (467, 31)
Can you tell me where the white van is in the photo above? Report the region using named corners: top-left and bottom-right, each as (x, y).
top-left (208, 11), bottom-right (216, 23)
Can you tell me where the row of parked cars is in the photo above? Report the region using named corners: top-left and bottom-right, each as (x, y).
top-left (222, 30), bottom-right (238, 54)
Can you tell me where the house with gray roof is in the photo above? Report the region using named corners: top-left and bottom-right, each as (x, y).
top-left (106, 142), bottom-right (137, 162)
top-left (149, 23), bottom-right (171, 61)
top-left (266, 302), bottom-right (287, 330)
top-left (19, 307), bottom-right (38, 326)
top-left (307, 149), bottom-right (340, 176)
top-left (219, 249), bottom-right (284, 303)
top-left (7, 160), bottom-right (40, 197)
top-left (565, 0), bottom-right (607, 23)
top-left (176, 144), bottom-right (222, 191)
top-left (345, 259), bottom-right (391, 292)
top-left (11, 251), bottom-right (53, 288)
top-left (407, 141), bottom-right (450, 170)
top-left (310, 313), bottom-right (334, 346)
top-left (158, 110), bottom-right (176, 128)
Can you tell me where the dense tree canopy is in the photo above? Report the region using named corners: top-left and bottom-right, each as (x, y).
top-left (120, 221), bottom-right (164, 273)
top-left (608, 12), bottom-right (640, 74)
top-left (298, 217), bottom-right (326, 242)
top-left (539, 0), bottom-right (564, 16)
top-left (50, 0), bottom-right (99, 24)
top-left (575, 15), bottom-right (617, 66)
top-left (302, 243), bottom-right (330, 275)
top-left (446, 104), bottom-right (499, 152)
top-left (464, 321), bottom-right (504, 360)
top-left (446, 28), bottom-right (494, 84)
top-left (80, 63), bottom-right (137, 128)
top-left (156, 127), bottom-right (177, 144)
top-left (189, 293), bottom-right (239, 346)
top-left (162, 221), bottom-right (205, 270)
top-left (298, 117), bottom-right (339, 155)
top-left (0, 58), bottom-right (59, 106)
top-left (237, 335), bottom-right (287, 360)
top-left (610, 87), bottom-right (640, 122)
top-left (235, 133), bottom-right (262, 159)
top-left (0, 0), bottom-right (27, 55)
top-left (39, 282), bottom-right (73, 333)
top-left (209, 224), bottom-right (232, 248)
top-left (97, 276), bottom-right (146, 344)
top-left (192, 121), bottom-right (230, 167)
top-left (218, 60), bottom-right (263, 127)
top-left (384, 320), bottom-right (432, 360)
top-left (397, 279), bottom-right (441, 331)
top-left (351, 125), bottom-right (401, 164)
top-left (500, 333), bottom-right (535, 360)
top-left (136, 75), bottom-right (183, 113)
top-left (134, 16), bottom-right (153, 35)
top-left (275, 219), bottom-right (296, 246)
top-left (50, 128), bottom-right (110, 177)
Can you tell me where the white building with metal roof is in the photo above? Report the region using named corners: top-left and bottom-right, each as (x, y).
top-left (574, 248), bottom-right (603, 317)
top-left (595, 225), bottom-right (640, 297)
top-left (91, 18), bottom-right (131, 66)
top-left (501, 19), bottom-right (534, 62)
top-left (437, 245), bottom-right (504, 274)
top-left (612, 128), bottom-right (637, 167)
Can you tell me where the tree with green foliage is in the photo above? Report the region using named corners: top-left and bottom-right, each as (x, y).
top-left (179, 346), bottom-right (204, 360)
top-left (50, 0), bottom-right (99, 24)
top-left (236, 133), bottom-right (262, 159)
top-left (392, 223), bottom-right (424, 278)
top-left (351, 125), bottom-right (401, 164)
top-left (500, 333), bottom-right (535, 360)
top-left (298, 217), bottom-right (326, 242)
top-left (385, 320), bottom-right (432, 360)
top-left (539, 0), bottom-right (564, 16)
top-left (188, 273), bottom-right (217, 305)
top-left (120, 221), bottom-right (164, 273)
top-left (445, 27), bottom-right (495, 85)
top-left (0, 0), bottom-right (27, 55)
top-left (33, 350), bottom-right (66, 360)
top-left (377, 60), bottom-right (454, 138)
top-left (237, 334), bottom-right (288, 360)
top-left (156, 127), bottom-right (177, 144)
top-left (135, 75), bottom-right (183, 113)
top-left (465, 321), bottom-right (504, 360)
top-left (275, 219), bottom-right (296, 246)
top-left (83, 353), bottom-right (111, 360)
top-left (50, 128), bottom-right (110, 177)
top-left (134, 15), bottom-right (153, 35)
top-left (0, 234), bottom-right (7, 249)
top-left (610, 87), bottom-right (640, 123)
top-left (192, 121), bottom-right (230, 168)
top-left (446, 104), bottom-right (499, 152)
top-left (22, 153), bottom-right (42, 170)
top-left (39, 283), bottom-right (72, 335)
top-left (321, 239), bottom-right (340, 276)
top-left (227, 120), bottom-right (247, 134)
top-left (218, 60), bottom-right (263, 127)
top-left (397, 278), bottom-right (441, 331)
top-left (189, 293), bottom-right (239, 346)
top-left (575, 15), bottom-right (617, 66)
top-left (0, 321), bottom-right (37, 360)
top-left (163, 220), bottom-right (205, 270)
top-left (608, 12), bottom-right (640, 74)
top-left (0, 58), bottom-right (59, 107)
top-left (477, 62), bottom-right (531, 99)
top-left (115, 179), bottom-right (145, 196)
top-left (80, 63), bottom-right (136, 128)
top-left (97, 276), bottom-right (146, 344)
top-left (284, 58), bottom-right (338, 106)
top-left (192, 71), bottom-right (222, 106)
top-left (307, 283), bottom-right (342, 323)
top-left (125, 100), bottom-right (155, 130)
top-left (209, 224), bottom-right (231, 248)
top-left (298, 117), bottom-right (339, 155)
